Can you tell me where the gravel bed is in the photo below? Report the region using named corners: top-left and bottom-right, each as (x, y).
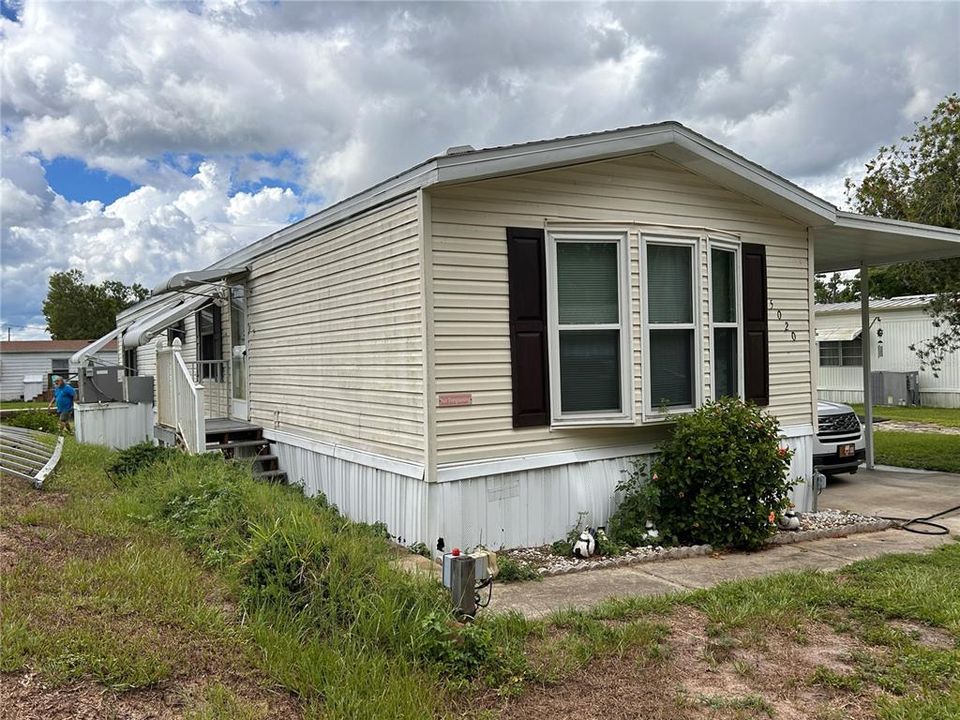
top-left (501, 509), bottom-right (894, 579)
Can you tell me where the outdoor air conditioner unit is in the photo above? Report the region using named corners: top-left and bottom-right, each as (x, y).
top-left (78, 365), bottom-right (124, 403)
top-left (870, 371), bottom-right (921, 407)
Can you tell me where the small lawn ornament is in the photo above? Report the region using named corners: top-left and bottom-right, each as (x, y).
top-left (572, 527), bottom-right (598, 558)
top-left (645, 520), bottom-right (660, 541)
top-left (777, 510), bottom-right (801, 531)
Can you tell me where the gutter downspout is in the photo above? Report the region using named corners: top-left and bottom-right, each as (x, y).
top-left (860, 263), bottom-right (874, 469)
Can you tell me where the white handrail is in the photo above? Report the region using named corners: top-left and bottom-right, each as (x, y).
top-left (156, 338), bottom-right (206, 453)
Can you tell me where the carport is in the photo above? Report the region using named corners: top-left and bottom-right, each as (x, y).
top-left (811, 213), bottom-right (960, 468)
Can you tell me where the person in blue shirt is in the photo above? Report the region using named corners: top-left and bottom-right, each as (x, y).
top-left (48, 375), bottom-right (76, 434)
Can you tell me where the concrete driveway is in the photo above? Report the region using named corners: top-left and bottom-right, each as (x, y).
top-left (821, 467), bottom-right (960, 534)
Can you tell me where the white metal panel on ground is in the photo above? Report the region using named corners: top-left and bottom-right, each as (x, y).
top-left (430, 152), bottom-right (814, 465)
top-left (75, 402), bottom-right (153, 449)
top-left (245, 194), bottom-right (424, 462)
top-left (273, 438), bottom-right (429, 546)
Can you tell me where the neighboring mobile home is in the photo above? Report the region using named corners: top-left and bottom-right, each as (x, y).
top-left (78, 122), bottom-right (960, 550)
top-left (1, 339), bottom-right (117, 401)
top-left (816, 295), bottom-right (959, 408)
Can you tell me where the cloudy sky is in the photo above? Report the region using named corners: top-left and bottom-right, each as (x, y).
top-left (1, 1), bottom-right (958, 339)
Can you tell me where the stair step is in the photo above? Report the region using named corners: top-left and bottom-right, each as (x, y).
top-left (206, 438), bottom-right (270, 451)
top-left (253, 453), bottom-right (278, 464)
top-left (255, 470), bottom-right (288, 483)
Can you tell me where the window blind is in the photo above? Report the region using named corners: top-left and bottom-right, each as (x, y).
top-left (557, 242), bottom-right (619, 324)
top-left (649, 329), bottom-right (694, 407)
top-left (559, 329), bottom-right (621, 413)
top-left (647, 244), bottom-right (692, 324)
top-left (711, 248), bottom-right (736, 323)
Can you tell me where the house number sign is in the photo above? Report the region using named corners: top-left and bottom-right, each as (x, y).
top-left (769, 299), bottom-right (798, 342)
top-left (438, 393), bottom-right (473, 407)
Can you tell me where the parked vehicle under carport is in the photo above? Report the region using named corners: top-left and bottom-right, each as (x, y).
top-left (814, 401), bottom-right (866, 475)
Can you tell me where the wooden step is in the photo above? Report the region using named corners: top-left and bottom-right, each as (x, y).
top-left (205, 438), bottom-right (270, 451)
top-left (253, 454), bottom-right (279, 471)
top-left (254, 470), bottom-right (288, 483)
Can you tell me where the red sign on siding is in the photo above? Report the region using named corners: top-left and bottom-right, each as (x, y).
top-left (438, 392), bottom-right (473, 407)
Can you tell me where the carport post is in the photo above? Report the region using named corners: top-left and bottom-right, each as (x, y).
top-left (860, 263), bottom-right (874, 469)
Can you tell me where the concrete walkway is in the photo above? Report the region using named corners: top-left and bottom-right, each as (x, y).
top-left (489, 527), bottom-right (955, 619)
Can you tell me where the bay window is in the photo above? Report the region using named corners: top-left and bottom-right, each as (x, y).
top-left (547, 230), bottom-right (632, 423)
top-left (512, 225), bottom-right (750, 428)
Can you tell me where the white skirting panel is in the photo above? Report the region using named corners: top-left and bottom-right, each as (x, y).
top-left (76, 402), bottom-right (153, 450)
top-left (272, 440), bottom-right (429, 546)
top-left (782, 433), bottom-right (814, 513)
top-left (428, 455), bottom-right (639, 552)
top-left (271, 430), bottom-right (816, 552)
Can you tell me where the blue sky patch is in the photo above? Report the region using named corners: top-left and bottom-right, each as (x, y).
top-left (1, 0), bottom-right (23, 23)
top-left (42, 156), bottom-right (140, 205)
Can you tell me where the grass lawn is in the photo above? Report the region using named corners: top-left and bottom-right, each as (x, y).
top-left (2, 441), bottom-right (958, 719)
top-left (0, 400), bottom-right (48, 410)
top-left (852, 403), bottom-right (960, 428)
top-left (874, 431), bottom-right (960, 473)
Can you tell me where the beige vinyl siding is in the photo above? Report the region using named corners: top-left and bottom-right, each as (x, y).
top-left (245, 195), bottom-right (424, 462)
top-left (431, 152), bottom-right (813, 465)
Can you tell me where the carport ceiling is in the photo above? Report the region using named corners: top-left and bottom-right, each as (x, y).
top-left (813, 212), bottom-right (960, 273)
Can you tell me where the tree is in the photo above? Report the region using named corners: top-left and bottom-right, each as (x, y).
top-left (42, 269), bottom-right (149, 340)
top-left (815, 272), bottom-right (859, 304)
top-left (844, 94), bottom-right (960, 376)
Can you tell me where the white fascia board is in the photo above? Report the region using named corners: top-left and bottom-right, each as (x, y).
top-left (433, 125), bottom-right (837, 226)
top-left (205, 166), bottom-right (436, 271)
top-left (834, 211), bottom-right (960, 241)
top-left (433, 124), bottom-right (677, 184)
top-left (435, 422), bottom-right (815, 482)
top-left (263, 428), bottom-right (425, 480)
top-left (667, 132), bottom-right (836, 224)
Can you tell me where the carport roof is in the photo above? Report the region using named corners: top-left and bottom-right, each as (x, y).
top-left (812, 213), bottom-right (960, 273)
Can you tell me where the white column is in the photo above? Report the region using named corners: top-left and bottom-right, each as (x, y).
top-left (860, 263), bottom-right (874, 469)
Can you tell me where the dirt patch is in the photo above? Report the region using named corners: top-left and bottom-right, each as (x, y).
top-left (0, 522), bottom-right (114, 573)
top-left (888, 619), bottom-right (957, 649)
top-left (1, 475), bottom-right (69, 516)
top-left (0, 672), bottom-right (303, 720)
top-left (478, 608), bottom-right (882, 720)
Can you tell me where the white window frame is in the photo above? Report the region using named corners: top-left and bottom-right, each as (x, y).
top-left (546, 228), bottom-right (634, 426)
top-left (641, 233), bottom-right (702, 420)
top-left (707, 237), bottom-right (745, 400)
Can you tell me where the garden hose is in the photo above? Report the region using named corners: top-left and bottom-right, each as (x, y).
top-left (880, 503), bottom-right (960, 536)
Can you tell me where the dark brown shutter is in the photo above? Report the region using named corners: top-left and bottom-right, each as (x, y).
top-left (741, 243), bottom-right (769, 405)
top-left (506, 227), bottom-right (550, 427)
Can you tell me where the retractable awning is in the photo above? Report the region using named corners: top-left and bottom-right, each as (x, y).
top-left (122, 289), bottom-right (220, 349)
top-left (815, 326), bottom-right (862, 342)
top-left (152, 266), bottom-right (248, 294)
top-left (70, 327), bottom-right (120, 368)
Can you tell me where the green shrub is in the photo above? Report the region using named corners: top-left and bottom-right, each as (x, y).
top-left (3, 410), bottom-right (59, 434)
top-left (609, 398), bottom-right (795, 551)
top-left (418, 610), bottom-right (494, 677)
top-left (497, 555), bottom-right (540, 583)
top-left (107, 441), bottom-right (178, 479)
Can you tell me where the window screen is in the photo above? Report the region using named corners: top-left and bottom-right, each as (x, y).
top-left (646, 242), bottom-right (696, 408)
top-left (555, 240), bottom-right (623, 415)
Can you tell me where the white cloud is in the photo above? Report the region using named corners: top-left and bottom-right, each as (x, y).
top-left (1, 1), bottom-right (957, 337)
